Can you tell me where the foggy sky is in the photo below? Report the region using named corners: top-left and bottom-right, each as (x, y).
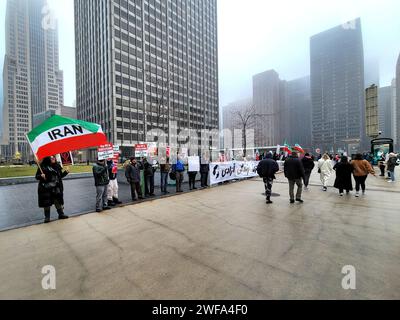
top-left (0, 0), bottom-right (399, 108)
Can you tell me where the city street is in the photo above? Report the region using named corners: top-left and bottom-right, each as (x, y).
top-left (0, 169), bottom-right (399, 299)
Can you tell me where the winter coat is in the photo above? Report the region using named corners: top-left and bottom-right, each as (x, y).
top-left (200, 163), bottom-right (210, 174)
top-left (333, 162), bottom-right (353, 191)
top-left (125, 163), bottom-right (141, 183)
top-left (301, 156), bottom-right (315, 174)
top-left (284, 157), bottom-right (305, 180)
top-left (257, 158), bottom-right (279, 179)
top-left (351, 160), bottom-right (375, 177)
top-left (318, 159), bottom-right (333, 176)
top-left (107, 161), bottom-right (118, 180)
top-left (172, 160), bottom-right (185, 172)
top-left (387, 156), bottom-right (399, 172)
top-left (93, 163), bottom-right (110, 186)
top-left (35, 164), bottom-right (68, 208)
top-left (160, 163), bottom-right (171, 173)
top-left (143, 161), bottom-right (157, 177)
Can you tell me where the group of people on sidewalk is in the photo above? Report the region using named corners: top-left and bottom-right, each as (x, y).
top-left (257, 150), bottom-right (399, 204)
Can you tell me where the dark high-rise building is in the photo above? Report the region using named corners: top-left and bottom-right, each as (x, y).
top-left (252, 70), bottom-right (285, 147)
top-left (286, 76), bottom-right (312, 150)
top-left (75, 0), bottom-right (219, 157)
top-left (310, 18), bottom-right (365, 154)
top-left (378, 86), bottom-right (393, 138)
top-left (1, 0), bottom-right (64, 161)
top-left (396, 53), bottom-right (400, 149)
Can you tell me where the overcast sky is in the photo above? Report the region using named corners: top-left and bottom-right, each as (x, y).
top-left (1, 0), bottom-right (399, 108)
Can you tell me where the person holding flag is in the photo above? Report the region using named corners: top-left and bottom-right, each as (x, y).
top-left (35, 156), bottom-right (70, 223)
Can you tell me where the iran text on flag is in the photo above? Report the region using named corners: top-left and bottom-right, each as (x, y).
top-left (26, 115), bottom-right (108, 160)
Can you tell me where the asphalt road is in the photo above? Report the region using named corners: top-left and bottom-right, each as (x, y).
top-left (0, 173), bottom-right (200, 231)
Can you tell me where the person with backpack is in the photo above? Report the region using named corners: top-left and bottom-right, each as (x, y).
top-left (386, 153), bottom-right (399, 183)
top-left (333, 156), bottom-right (353, 196)
top-left (257, 153), bottom-right (279, 204)
top-left (172, 156), bottom-right (185, 193)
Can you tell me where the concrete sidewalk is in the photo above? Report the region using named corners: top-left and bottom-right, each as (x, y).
top-left (0, 172), bottom-right (399, 299)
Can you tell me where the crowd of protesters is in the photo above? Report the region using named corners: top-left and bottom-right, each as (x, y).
top-left (35, 149), bottom-right (399, 223)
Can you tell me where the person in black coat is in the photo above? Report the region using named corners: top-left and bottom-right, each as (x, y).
top-left (35, 156), bottom-right (69, 223)
top-left (301, 153), bottom-right (315, 189)
top-left (284, 152), bottom-right (306, 204)
top-left (200, 157), bottom-right (210, 188)
top-left (333, 156), bottom-right (353, 196)
top-left (257, 153), bottom-right (279, 204)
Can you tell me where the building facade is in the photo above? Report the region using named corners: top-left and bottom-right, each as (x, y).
top-left (310, 18), bottom-right (365, 154)
top-left (75, 0), bottom-right (219, 158)
top-left (1, 0), bottom-right (64, 161)
top-left (396, 54), bottom-right (400, 149)
top-left (285, 76), bottom-right (312, 150)
top-left (378, 86), bottom-right (392, 139)
top-left (252, 70), bottom-right (285, 147)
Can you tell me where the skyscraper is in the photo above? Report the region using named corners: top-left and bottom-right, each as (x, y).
top-left (1, 0), bottom-right (64, 161)
top-left (396, 53), bottom-right (400, 149)
top-left (252, 70), bottom-right (285, 147)
top-left (74, 0), bottom-right (219, 158)
top-left (310, 18), bottom-right (365, 154)
top-left (378, 86), bottom-right (392, 138)
top-left (286, 76), bottom-right (312, 150)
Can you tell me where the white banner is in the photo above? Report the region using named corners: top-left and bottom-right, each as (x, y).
top-left (209, 161), bottom-right (260, 185)
top-left (188, 156), bottom-right (200, 172)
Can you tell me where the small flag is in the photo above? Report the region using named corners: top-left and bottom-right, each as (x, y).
top-left (293, 144), bottom-right (305, 154)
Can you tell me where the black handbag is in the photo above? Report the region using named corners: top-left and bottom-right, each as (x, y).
top-left (169, 171), bottom-right (176, 181)
top-left (43, 181), bottom-right (57, 189)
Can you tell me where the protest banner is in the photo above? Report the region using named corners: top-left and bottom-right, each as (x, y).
top-left (209, 161), bottom-right (260, 185)
top-left (98, 144), bottom-right (114, 160)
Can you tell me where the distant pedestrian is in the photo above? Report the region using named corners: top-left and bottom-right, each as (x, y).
top-left (160, 157), bottom-right (171, 194)
top-left (378, 154), bottom-right (386, 177)
top-left (200, 157), bottom-right (210, 188)
top-left (301, 153), bottom-right (315, 190)
top-left (351, 153), bottom-right (375, 197)
top-left (333, 156), bottom-right (353, 196)
top-left (318, 154), bottom-right (334, 191)
top-left (125, 158), bottom-right (144, 201)
top-left (257, 153), bottom-right (279, 204)
top-left (93, 159), bottom-right (111, 213)
top-left (284, 151), bottom-right (306, 204)
top-left (35, 156), bottom-right (69, 223)
top-left (106, 160), bottom-right (122, 206)
top-left (172, 156), bottom-right (185, 193)
top-left (386, 153), bottom-right (399, 183)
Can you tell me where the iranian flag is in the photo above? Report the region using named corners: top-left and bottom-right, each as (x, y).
top-left (26, 115), bottom-right (108, 160)
top-left (293, 144), bottom-right (305, 154)
top-left (282, 141), bottom-right (292, 155)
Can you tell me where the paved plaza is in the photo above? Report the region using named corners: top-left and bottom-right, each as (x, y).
top-left (0, 169), bottom-right (399, 299)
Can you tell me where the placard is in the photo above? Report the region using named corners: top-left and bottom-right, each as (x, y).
top-left (98, 144), bottom-right (114, 160)
top-left (135, 144), bottom-right (148, 158)
top-left (59, 151), bottom-right (74, 166)
top-left (188, 156), bottom-right (200, 172)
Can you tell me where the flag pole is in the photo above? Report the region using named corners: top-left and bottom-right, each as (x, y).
top-left (25, 133), bottom-right (44, 175)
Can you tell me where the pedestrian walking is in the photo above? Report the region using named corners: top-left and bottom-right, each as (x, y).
top-left (35, 156), bottom-right (69, 223)
top-left (93, 159), bottom-right (111, 213)
top-left (125, 158), bottom-right (144, 201)
top-left (333, 156), bottom-right (353, 196)
top-left (143, 158), bottom-right (157, 197)
top-left (200, 158), bottom-right (210, 188)
top-left (172, 157), bottom-right (185, 193)
top-left (301, 153), bottom-right (315, 190)
top-left (257, 153), bottom-right (279, 204)
top-left (160, 157), bottom-right (171, 194)
top-left (318, 154), bottom-right (334, 191)
top-left (386, 153), bottom-right (399, 183)
top-left (284, 151), bottom-right (306, 204)
top-left (351, 153), bottom-right (375, 197)
top-left (106, 160), bottom-right (122, 207)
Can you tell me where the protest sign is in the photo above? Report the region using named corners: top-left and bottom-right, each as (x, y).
top-left (98, 144), bottom-right (114, 160)
top-left (188, 156), bottom-right (200, 172)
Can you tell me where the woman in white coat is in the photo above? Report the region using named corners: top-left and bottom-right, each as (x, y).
top-left (318, 154), bottom-right (334, 191)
